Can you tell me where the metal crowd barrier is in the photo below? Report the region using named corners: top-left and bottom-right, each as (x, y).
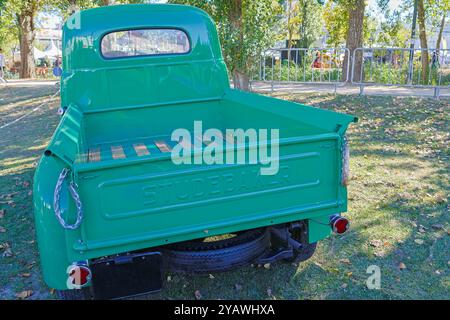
top-left (252, 46), bottom-right (449, 99)
top-left (351, 47), bottom-right (450, 99)
top-left (253, 47), bottom-right (351, 93)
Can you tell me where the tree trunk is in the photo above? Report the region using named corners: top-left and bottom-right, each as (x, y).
top-left (228, 0), bottom-right (249, 91)
top-left (232, 70), bottom-right (250, 91)
top-left (102, 0), bottom-right (115, 5)
top-left (417, 0), bottom-right (429, 83)
top-left (342, 0), bottom-right (365, 82)
top-left (17, 12), bottom-right (36, 79)
top-left (435, 11), bottom-right (446, 56)
top-left (286, 0), bottom-right (293, 62)
top-left (300, 1), bottom-right (308, 48)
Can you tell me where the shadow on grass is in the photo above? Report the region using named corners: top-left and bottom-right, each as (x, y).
top-left (0, 90), bottom-right (448, 299)
top-left (0, 91), bottom-right (60, 299)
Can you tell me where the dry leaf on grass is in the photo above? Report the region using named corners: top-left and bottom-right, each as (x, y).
top-left (15, 290), bottom-right (33, 299)
top-left (369, 239), bottom-right (382, 247)
top-left (339, 258), bottom-right (351, 264)
top-left (434, 195), bottom-right (446, 204)
top-left (194, 290), bottom-right (202, 300)
top-left (399, 262), bottom-right (407, 270)
top-left (20, 273), bottom-right (31, 278)
top-left (0, 192), bottom-right (18, 200)
top-left (2, 248), bottom-right (13, 257)
top-left (0, 242), bottom-right (9, 250)
top-left (263, 263), bottom-right (271, 269)
top-left (414, 239), bottom-right (424, 245)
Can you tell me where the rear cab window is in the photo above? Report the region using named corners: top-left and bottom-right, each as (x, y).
top-left (101, 29), bottom-right (190, 58)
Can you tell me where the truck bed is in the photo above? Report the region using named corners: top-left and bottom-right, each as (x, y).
top-left (49, 91), bottom-right (355, 261)
top-left (75, 99), bottom-right (327, 166)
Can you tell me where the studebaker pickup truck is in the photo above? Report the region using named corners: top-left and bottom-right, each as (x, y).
top-left (33, 4), bottom-right (357, 300)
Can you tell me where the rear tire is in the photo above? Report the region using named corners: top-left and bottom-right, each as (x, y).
top-left (163, 228), bottom-right (270, 273)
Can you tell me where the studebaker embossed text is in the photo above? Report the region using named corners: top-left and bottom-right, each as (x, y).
top-left (171, 121), bottom-right (280, 175)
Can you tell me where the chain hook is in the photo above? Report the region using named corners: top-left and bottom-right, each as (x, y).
top-left (54, 168), bottom-right (83, 230)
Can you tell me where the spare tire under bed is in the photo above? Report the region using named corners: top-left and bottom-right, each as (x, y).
top-left (162, 228), bottom-right (270, 273)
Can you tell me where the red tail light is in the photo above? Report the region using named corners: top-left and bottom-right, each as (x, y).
top-left (330, 215), bottom-right (349, 234)
top-left (68, 264), bottom-right (92, 287)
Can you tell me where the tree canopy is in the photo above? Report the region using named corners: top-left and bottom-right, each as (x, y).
top-left (0, 0), bottom-right (447, 86)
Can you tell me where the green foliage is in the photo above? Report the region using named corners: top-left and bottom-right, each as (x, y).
top-left (376, 9), bottom-right (410, 47)
top-left (257, 62), bottom-right (343, 82)
top-left (169, 0), bottom-right (282, 75)
top-left (322, 1), bottom-right (348, 47)
top-left (281, 0), bottom-right (302, 48)
top-left (0, 1), bottom-right (18, 53)
top-left (254, 53), bottom-right (344, 82)
top-left (361, 51), bottom-right (447, 86)
top-left (296, 0), bottom-right (324, 48)
top-left (323, 0), bottom-right (376, 48)
top-left (397, 0), bottom-right (449, 35)
top-left (54, 0), bottom-right (148, 19)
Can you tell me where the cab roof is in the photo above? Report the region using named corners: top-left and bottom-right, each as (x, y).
top-left (62, 4), bottom-right (222, 70)
top-left (59, 4), bottom-right (230, 113)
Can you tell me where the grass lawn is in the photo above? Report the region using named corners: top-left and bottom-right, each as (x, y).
top-left (0, 84), bottom-right (448, 300)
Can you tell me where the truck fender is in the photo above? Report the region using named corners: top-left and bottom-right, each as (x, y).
top-left (33, 154), bottom-right (73, 290)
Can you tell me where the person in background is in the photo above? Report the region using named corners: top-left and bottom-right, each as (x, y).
top-left (0, 48), bottom-right (5, 79)
top-left (312, 51), bottom-right (322, 69)
top-left (431, 51), bottom-right (439, 69)
top-left (53, 56), bottom-right (62, 68)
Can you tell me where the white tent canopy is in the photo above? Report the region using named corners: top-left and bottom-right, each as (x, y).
top-left (33, 39), bottom-right (61, 60)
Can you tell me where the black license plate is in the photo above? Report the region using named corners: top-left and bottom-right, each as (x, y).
top-left (90, 252), bottom-right (163, 300)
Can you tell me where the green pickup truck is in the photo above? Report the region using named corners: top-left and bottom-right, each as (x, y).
top-left (33, 4), bottom-right (357, 300)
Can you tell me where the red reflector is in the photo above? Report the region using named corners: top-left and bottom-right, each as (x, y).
top-left (69, 265), bottom-right (91, 286)
top-left (330, 215), bottom-right (349, 234)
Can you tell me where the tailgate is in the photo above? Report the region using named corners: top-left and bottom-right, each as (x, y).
top-left (68, 132), bottom-right (344, 260)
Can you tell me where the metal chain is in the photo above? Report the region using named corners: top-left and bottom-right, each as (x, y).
top-left (341, 136), bottom-right (350, 186)
top-left (54, 168), bottom-right (83, 230)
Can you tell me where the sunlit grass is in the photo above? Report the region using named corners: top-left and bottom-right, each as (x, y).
top-left (0, 86), bottom-right (448, 300)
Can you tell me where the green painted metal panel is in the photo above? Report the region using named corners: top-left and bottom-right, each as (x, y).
top-left (60, 4), bottom-right (229, 112)
top-left (308, 214), bottom-right (333, 243)
top-left (34, 4), bottom-right (357, 290)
